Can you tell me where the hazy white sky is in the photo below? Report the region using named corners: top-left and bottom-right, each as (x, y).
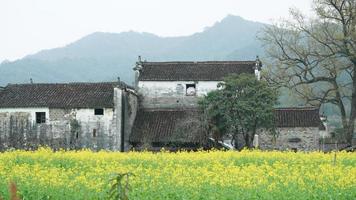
top-left (0, 0), bottom-right (313, 61)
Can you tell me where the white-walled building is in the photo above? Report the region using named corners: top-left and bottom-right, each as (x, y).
top-left (133, 59), bottom-right (261, 108)
top-left (0, 82), bottom-right (138, 151)
top-left (130, 58), bottom-right (326, 151)
top-left (130, 58), bottom-right (262, 149)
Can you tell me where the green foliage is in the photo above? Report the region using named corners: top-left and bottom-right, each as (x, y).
top-left (109, 173), bottom-right (133, 200)
top-left (199, 74), bottom-right (278, 148)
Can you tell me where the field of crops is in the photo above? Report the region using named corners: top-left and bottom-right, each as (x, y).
top-left (0, 148), bottom-right (355, 200)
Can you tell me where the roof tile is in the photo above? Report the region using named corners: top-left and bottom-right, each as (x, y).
top-left (0, 82), bottom-right (127, 108)
top-left (130, 107), bottom-right (324, 144)
top-left (274, 107), bottom-right (324, 128)
top-left (138, 61), bottom-right (256, 81)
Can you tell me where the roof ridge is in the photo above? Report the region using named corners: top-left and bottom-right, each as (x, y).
top-left (0, 81), bottom-right (121, 108)
top-left (140, 108), bottom-right (200, 112)
top-left (142, 61), bottom-right (255, 65)
top-left (7, 81), bottom-right (118, 86)
top-left (274, 106), bottom-right (319, 111)
top-left (138, 60), bottom-right (256, 81)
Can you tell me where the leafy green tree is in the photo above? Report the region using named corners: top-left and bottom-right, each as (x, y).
top-left (199, 74), bottom-right (278, 149)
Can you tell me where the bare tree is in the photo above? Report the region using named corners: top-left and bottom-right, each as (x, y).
top-left (260, 0), bottom-right (355, 145)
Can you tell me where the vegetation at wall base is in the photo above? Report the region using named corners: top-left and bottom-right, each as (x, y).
top-left (0, 148), bottom-right (355, 199)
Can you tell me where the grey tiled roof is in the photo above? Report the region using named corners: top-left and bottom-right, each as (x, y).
top-left (130, 109), bottom-right (204, 144)
top-left (0, 82), bottom-right (128, 108)
top-left (130, 107), bottom-right (324, 144)
top-left (138, 61), bottom-right (256, 81)
top-left (274, 107), bottom-right (324, 129)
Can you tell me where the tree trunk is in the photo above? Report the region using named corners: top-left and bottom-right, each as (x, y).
top-left (232, 133), bottom-right (240, 150)
top-left (334, 81), bottom-right (351, 144)
top-left (243, 132), bottom-right (254, 149)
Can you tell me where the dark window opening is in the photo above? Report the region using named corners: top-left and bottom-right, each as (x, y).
top-left (94, 108), bottom-right (104, 115)
top-left (76, 132), bottom-right (79, 139)
top-left (288, 137), bottom-right (302, 143)
top-left (93, 129), bottom-right (97, 137)
top-left (186, 84), bottom-right (196, 96)
top-left (36, 112), bottom-right (46, 124)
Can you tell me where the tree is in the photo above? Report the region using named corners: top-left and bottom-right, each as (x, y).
top-left (259, 0), bottom-right (355, 145)
top-left (199, 74), bottom-right (278, 149)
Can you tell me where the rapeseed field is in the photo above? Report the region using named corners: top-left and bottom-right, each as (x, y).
top-left (0, 148), bottom-right (355, 199)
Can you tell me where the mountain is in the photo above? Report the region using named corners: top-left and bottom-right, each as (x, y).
top-left (0, 15), bottom-right (265, 86)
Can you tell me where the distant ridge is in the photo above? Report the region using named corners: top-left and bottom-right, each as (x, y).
top-left (0, 15), bottom-right (265, 86)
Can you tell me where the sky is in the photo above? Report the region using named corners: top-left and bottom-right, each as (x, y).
top-left (0, 0), bottom-right (313, 62)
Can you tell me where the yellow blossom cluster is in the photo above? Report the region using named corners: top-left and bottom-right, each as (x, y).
top-left (0, 148), bottom-right (355, 199)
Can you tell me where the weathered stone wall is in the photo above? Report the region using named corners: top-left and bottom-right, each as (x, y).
top-left (123, 90), bottom-right (138, 151)
top-left (138, 81), bottom-right (220, 108)
top-left (0, 112), bottom-right (70, 150)
top-left (49, 109), bottom-right (71, 121)
top-left (113, 88), bottom-right (123, 150)
top-left (0, 109), bottom-right (118, 151)
top-left (112, 88), bottom-right (139, 151)
top-left (258, 127), bottom-right (320, 151)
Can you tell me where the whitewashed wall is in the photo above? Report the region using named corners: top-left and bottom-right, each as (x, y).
top-left (138, 81), bottom-right (220, 108)
top-left (0, 107), bottom-right (114, 125)
top-left (74, 108), bottom-right (114, 130)
top-left (138, 81), bottom-right (220, 96)
top-left (0, 107), bottom-right (49, 122)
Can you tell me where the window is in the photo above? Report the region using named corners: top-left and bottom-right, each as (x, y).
top-left (288, 137), bottom-right (302, 143)
top-left (186, 84), bottom-right (196, 96)
top-left (94, 108), bottom-right (104, 115)
top-left (35, 112), bottom-right (46, 124)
